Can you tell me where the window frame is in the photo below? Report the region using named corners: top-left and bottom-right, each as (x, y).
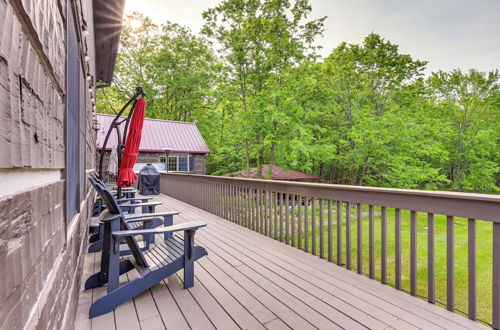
top-left (167, 154), bottom-right (193, 172)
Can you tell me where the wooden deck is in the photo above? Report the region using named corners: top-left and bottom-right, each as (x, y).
top-left (75, 194), bottom-right (487, 330)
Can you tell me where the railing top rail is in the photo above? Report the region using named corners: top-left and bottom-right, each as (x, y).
top-left (161, 173), bottom-right (500, 222)
top-left (162, 173), bottom-right (500, 202)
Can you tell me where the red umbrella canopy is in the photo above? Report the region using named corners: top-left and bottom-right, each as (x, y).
top-left (117, 98), bottom-right (146, 187)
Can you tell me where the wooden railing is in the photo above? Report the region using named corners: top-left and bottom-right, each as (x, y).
top-left (160, 173), bottom-right (500, 327)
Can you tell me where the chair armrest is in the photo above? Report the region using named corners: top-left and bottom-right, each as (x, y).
top-left (120, 201), bottom-right (162, 209)
top-left (123, 211), bottom-right (179, 223)
top-left (111, 187), bottom-right (136, 192)
top-left (116, 197), bottom-right (153, 204)
top-left (112, 221), bottom-right (206, 238)
top-left (99, 212), bottom-right (121, 223)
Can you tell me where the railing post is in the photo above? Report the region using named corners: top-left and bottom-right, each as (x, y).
top-left (410, 210), bottom-right (417, 296)
top-left (493, 222), bottom-right (500, 328)
top-left (468, 218), bottom-right (476, 321)
top-left (328, 200), bottom-right (333, 262)
top-left (395, 208), bottom-right (401, 290)
top-left (312, 198), bottom-right (317, 256)
top-left (369, 205), bottom-right (375, 279)
top-left (337, 201), bottom-right (342, 266)
top-left (447, 215), bottom-right (455, 311)
top-left (428, 213), bottom-right (435, 303)
top-left (357, 203), bottom-right (363, 275)
top-left (381, 206), bottom-right (387, 284)
top-left (291, 195), bottom-right (296, 247)
top-left (298, 196), bottom-right (303, 249)
top-left (319, 199), bottom-right (324, 259)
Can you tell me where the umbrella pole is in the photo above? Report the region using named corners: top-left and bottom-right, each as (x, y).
top-left (98, 87), bottom-right (145, 180)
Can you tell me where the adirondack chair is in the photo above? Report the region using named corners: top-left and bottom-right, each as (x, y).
top-left (86, 180), bottom-right (207, 318)
top-left (88, 176), bottom-right (173, 254)
top-left (90, 172), bottom-right (144, 215)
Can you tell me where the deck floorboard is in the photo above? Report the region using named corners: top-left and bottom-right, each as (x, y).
top-left (78, 193), bottom-right (488, 330)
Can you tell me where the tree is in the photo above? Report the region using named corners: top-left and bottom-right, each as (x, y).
top-left (427, 69), bottom-right (500, 192)
top-left (97, 13), bottom-right (219, 123)
top-left (202, 0), bottom-right (325, 177)
top-left (320, 33), bottom-right (429, 187)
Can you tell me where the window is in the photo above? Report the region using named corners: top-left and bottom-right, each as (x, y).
top-left (159, 156), bottom-right (166, 163)
top-left (189, 155), bottom-right (195, 172)
top-left (168, 155), bottom-right (177, 171)
top-left (167, 154), bottom-right (193, 172)
top-left (178, 155), bottom-right (188, 171)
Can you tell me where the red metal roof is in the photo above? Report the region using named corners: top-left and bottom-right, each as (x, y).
top-left (224, 165), bottom-right (321, 181)
top-left (96, 114), bottom-right (210, 154)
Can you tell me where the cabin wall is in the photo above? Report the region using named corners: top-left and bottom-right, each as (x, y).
top-left (98, 150), bottom-right (207, 175)
top-left (0, 1), bottom-right (96, 329)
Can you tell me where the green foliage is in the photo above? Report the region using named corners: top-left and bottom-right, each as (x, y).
top-left (96, 6), bottom-right (500, 193)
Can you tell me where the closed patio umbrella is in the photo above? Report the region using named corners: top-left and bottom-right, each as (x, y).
top-left (117, 98), bottom-right (146, 187)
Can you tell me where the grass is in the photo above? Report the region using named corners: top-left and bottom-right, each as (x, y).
top-left (227, 198), bottom-right (493, 325)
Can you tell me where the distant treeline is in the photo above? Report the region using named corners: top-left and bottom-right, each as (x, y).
top-left (98, 0), bottom-right (500, 193)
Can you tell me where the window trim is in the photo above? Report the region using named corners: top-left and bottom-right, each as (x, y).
top-left (167, 154), bottom-right (194, 172)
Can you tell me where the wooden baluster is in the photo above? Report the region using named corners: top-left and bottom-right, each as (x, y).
top-left (232, 185), bottom-right (236, 222)
top-left (250, 189), bottom-right (254, 229)
top-left (243, 188), bottom-right (248, 227)
top-left (274, 192), bottom-right (278, 239)
top-left (298, 196), bottom-right (303, 249)
top-left (346, 202), bottom-right (352, 270)
top-left (312, 198), bottom-right (317, 256)
top-left (357, 203), bottom-right (363, 275)
top-left (262, 190), bottom-right (266, 234)
top-left (257, 189), bottom-right (262, 233)
top-left (236, 186), bottom-right (243, 225)
top-left (219, 184), bottom-right (223, 217)
top-left (291, 195), bottom-right (296, 247)
top-left (228, 185), bottom-right (232, 221)
top-left (381, 206), bottom-right (387, 284)
top-left (369, 205), bottom-right (375, 279)
top-left (285, 193), bottom-right (290, 244)
top-left (319, 199), bottom-right (324, 259)
top-left (447, 215), bottom-right (454, 311)
top-left (428, 213), bottom-right (435, 303)
top-left (212, 183), bottom-right (216, 215)
top-left (215, 183), bottom-right (219, 216)
top-left (280, 193), bottom-right (284, 242)
top-left (263, 190), bottom-right (267, 234)
top-left (211, 183), bottom-right (218, 215)
top-left (328, 200), bottom-right (333, 262)
top-left (263, 191), bottom-right (267, 236)
top-left (395, 208), bottom-right (402, 289)
top-left (304, 197), bottom-right (309, 253)
top-left (410, 210), bottom-right (417, 296)
top-left (225, 185), bottom-right (229, 220)
top-left (492, 222), bottom-right (500, 329)
top-left (337, 201), bottom-right (343, 266)
top-left (268, 191), bottom-right (273, 237)
top-left (254, 189), bottom-right (259, 232)
top-left (468, 218), bottom-right (476, 321)
top-left (270, 191), bottom-right (274, 237)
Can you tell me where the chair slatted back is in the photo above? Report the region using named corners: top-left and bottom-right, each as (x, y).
top-left (89, 177), bottom-right (149, 268)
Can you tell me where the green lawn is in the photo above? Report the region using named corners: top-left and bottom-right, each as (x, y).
top-left (230, 198), bottom-right (493, 324)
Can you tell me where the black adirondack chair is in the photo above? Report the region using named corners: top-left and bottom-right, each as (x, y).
top-left (86, 180), bottom-right (207, 318)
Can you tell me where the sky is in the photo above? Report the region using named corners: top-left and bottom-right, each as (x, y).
top-left (124, 0), bottom-right (500, 74)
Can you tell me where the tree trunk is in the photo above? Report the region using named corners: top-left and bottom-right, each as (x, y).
top-left (241, 83), bottom-right (250, 172)
top-left (257, 147), bottom-right (264, 178)
top-left (267, 143), bottom-right (276, 180)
